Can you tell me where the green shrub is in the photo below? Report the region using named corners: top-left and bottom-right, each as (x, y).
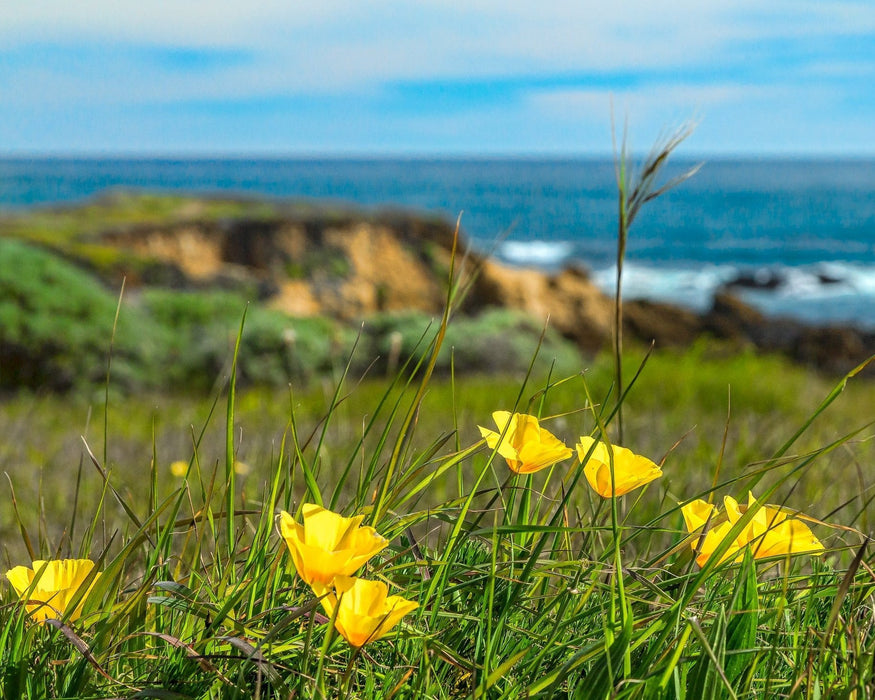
top-left (0, 239), bottom-right (161, 392)
top-left (142, 290), bottom-right (352, 389)
top-left (361, 308), bottom-right (582, 378)
top-left (448, 308), bottom-right (582, 377)
top-left (142, 289), bottom-right (251, 329)
top-left (236, 312), bottom-right (351, 385)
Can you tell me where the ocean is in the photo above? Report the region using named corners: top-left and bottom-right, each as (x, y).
top-left (2, 157), bottom-right (875, 327)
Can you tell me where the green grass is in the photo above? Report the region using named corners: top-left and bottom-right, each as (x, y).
top-left (0, 332), bottom-right (872, 697)
top-left (2, 344), bottom-right (871, 552)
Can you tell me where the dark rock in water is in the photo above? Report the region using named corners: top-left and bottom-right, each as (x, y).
top-left (816, 271), bottom-right (843, 285)
top-left (701, 292), bottom-right (875, 376)
top-left (722, 269), bottom-right (785, 291)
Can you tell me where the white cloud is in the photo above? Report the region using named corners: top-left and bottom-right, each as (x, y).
top-left (2, 0), bottom-right (871, 94)
top-left (1, 1), bottom-right (873, 153)
top-left (529, 83), bottom-right (773, 119)
top-left (519, 80), bottom-right (870, 154)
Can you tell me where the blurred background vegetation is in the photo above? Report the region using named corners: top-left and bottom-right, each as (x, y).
top-left (0, 236), bottom-right (583, 393)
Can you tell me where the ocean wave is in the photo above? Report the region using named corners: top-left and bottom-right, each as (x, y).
top-left (590, 263), bottom-right (740, 312)
top-left (590, 261), bottom-right (875, 328)
top-left (498, 240), bottom-right (574, 267)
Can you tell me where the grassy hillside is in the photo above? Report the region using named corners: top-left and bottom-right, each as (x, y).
top-left (0, 234), bottom-right (582, 393)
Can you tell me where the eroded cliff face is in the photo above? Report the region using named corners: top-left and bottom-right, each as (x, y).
top-left (462, 261), bottom-right (614, 353)
top-left (99, 214), bottom-right (458, 319)
top-left (93, 208), bottom-right (875, 374)
top-left (97, 213), bottom-right (618, 345)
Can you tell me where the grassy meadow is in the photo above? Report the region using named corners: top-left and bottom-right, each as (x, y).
top-left (3, 342), bottom-right (874, 558)
top-left (0, 330), bottom-right (874, 698)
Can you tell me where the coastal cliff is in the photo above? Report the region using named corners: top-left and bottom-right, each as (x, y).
top-left (91, 202), bottom-right (875, 373)
top-left (2, 192), bottom-right (873, 391)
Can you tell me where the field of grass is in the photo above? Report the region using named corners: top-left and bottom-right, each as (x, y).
top-left (0, 328), bottom-right (873, 697)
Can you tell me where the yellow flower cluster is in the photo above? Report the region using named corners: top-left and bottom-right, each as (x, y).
top-left (480, 410), bottom-right (822, 567)
top-left (6, 503), bottom-right (419, 647)
top-left (3, 504), bottom-right (418, 646)
top-left (2, 410), bottom-right (823, 640)
top-left (479, 411), bottom-right (662, 498)
top-left (682, 492), bottom-right (823, 567)
top-left (279, 504), bottom-right (418, 648)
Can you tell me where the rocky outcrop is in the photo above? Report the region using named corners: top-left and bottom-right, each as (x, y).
top-left (99, 212), bottom-right (455, 320)
top-left (462, 262), bottom-right (614, 353)
top-left (702, 292), bottom-right (875, 374)
top-left (93, 205), bottom-right (875, 375)
top-left (623, 300), bottom-right (704, 349)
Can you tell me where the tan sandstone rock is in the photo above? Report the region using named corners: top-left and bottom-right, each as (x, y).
top-left (464, 261), bottom-right (613, 353)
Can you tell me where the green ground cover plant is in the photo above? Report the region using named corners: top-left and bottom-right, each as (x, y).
top-left (0, 238), bottom-right (587, 395)
top-left (0, 238), bottom-right (163, 392)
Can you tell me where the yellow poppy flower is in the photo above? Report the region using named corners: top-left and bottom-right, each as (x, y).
top-left (478, 411), bottom-right (573, 474)
top-left (6, 559), bottom-right (100, 623)
top-left (315, 576), bottom-right (418, 648)
top-left (727, 492), bottom-right (824, 559)
top-left (279, 504), bottom-right (388, 587)
top-left (576, 436), bottom-right (662, 498)
top-left (681, 493), bottom-right (824, 567)
top-left (681, 499), bottom-right (746, 567)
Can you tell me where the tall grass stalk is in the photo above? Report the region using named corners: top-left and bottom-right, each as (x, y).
top-left (612, 119), bottom-right (700, 442)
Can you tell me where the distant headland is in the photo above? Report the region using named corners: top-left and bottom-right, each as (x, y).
top-left (1, 192), bottom-right (873, 392)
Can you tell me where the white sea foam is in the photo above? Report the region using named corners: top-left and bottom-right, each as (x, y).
top-left (590, 263), bottom-right (740, 312)
top-left (591, 261), bottom-right (875, 328)
top-left (499, 240), bottom-right (574, 267)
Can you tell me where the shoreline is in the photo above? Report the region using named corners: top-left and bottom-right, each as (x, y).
top-left (493, 245), bottom-right (875, 331)
top-left (2, 190), bottom-right (875, 392)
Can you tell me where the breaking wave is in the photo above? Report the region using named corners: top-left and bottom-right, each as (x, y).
top-left (590, 261), bottom-right (875, 329)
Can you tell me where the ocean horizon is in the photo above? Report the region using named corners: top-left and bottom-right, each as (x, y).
top-left (2, 156), bottom-right (874, 328)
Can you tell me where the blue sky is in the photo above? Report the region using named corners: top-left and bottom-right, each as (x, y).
top-left (1, 1), bottom-right (874, 155)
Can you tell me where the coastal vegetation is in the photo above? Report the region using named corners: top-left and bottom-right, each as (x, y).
top-left (1, 151), bottom-right (875, 697)
top-left (1, 303), bottom-right (873, 697)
